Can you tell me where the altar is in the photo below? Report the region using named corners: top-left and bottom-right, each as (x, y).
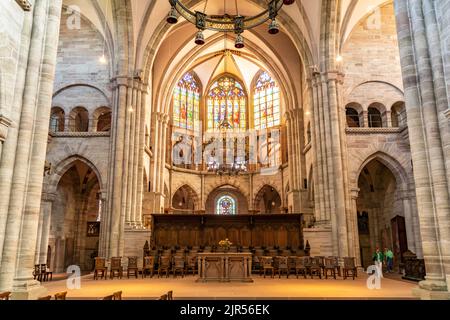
top-left (197, 252), bottom-right (253, 283)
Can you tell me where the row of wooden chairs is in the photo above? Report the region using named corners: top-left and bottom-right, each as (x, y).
top-left (157, 291), bottom-right (173, 300)
top-left (33, 264), bottom-right (53, 282)
top-left (257, 256), bottom-right (357, 280)
top-left (94, 257), bottom-right (139, 280)
top-left (37, 291), bottom-right (67, 300)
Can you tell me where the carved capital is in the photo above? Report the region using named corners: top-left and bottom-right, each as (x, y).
top-left (0, 115), bottom-right (13, 142)
top-left (350, 188), bottom-right (360, 200)
top-left (15, 0), bottom-right (31, 11)
top-left (41, 192), bottom-right (57, 202)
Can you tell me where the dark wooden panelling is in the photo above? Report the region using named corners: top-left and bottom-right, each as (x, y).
top-left (150, 214), bottom-right (304, 248)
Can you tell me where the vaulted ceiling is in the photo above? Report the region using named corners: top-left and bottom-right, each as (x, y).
top-left (63, 0), bottom-right (393, 69)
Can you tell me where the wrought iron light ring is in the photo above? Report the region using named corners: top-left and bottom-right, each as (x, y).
top-left (167, 0), bottom-right (295, 48)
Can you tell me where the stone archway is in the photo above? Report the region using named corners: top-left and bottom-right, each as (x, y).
top-left (356, 157), bottom-right (410, 270)
top-left (171, 184), bottom-right (199, 213)
top-left (48, 159), bottom-right (102, 273)
top-left (205, 185), bottom-right (248, 215)
top-left (254, 185), bottom-right (282, 214)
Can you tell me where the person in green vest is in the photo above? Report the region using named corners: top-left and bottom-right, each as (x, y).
top-left (372, 247), bottom-right (384, 277)
top-left (384, 248), bottom-right (394, 273)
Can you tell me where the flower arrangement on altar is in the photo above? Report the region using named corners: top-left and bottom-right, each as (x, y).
top-left (219, 238), bottom-right (232, 250)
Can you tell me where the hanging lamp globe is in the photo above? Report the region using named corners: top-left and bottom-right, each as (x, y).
top-left (166, 6), bottom-right (178, 24)
top-left (268, 19), bottom-right (280, 34)
top-left (235, 34), bottom-right (245, 49)
top-left (194, 30), bottom-right (205, 45)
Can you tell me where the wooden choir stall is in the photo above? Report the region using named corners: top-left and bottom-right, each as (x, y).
top-left (149, 213), bottom-right (305, 282)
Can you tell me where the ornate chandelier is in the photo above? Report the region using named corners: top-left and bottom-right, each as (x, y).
top-left (166, 0), bottom-right (295, 48)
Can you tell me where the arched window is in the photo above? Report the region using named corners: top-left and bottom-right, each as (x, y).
top-left (173, 72), bottom-right (200, 131)
top-left (69, 107), bottom-right (89, 132)
top-left (391, 102), bottom-right (406, 128)
top-left (207, 75), bottom-right (246, 131)
top-left (368, 107), bottom-right (383, 128)
top-left (216, 195), bottom-right (236, 215)
top-left (97, 111), bottom-right (111, 132)
top-left (346, 108), bottom-right (360, 127)
top-left (50, 107), bottom-right (65, 132)
top-left (254, 71), bottom-right (280, 130)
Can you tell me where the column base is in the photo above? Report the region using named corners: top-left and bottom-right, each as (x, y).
top-left (11, 279), bottom-right (48, 300)
top-left (413, 286), bottom-right (450, 300)
top-left (418, 279), bottom-right (448, 291)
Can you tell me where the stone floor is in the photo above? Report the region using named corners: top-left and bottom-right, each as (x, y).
top-left (41, 272), bottom-right (418, 300)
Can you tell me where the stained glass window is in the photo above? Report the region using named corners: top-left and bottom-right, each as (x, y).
top-left (173, 72), bottom-right (200, 131)
top-left (207, 76), bottom-right (246, 130)
top-left (216, 195), bottom-right (236, 215)
top-left (254, 71), bottom-right (280, 130)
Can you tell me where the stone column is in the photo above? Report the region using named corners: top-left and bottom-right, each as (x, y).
top-left (106, 77), bottom-right (128, 258)
top-left (395, 0), bottom-right (450, 295)
top-left (122, 82), bottom-right (134, 226)
top-left (38, 192), bottom-right (55, 265)
top-left (0, 1), bottom-right (33, 272)
top-left (11, 0), bottom-right (62, 299)
top-left (0, 0), bottom-right (62, 295)
top-left (98, 190), bottom-right (108, 257)
top-left (135, 83), bottom-right (149, 227)
top-left (399, 190), bottom-right (417, 254)
top-left (350, 188), bottom-right (361, 267)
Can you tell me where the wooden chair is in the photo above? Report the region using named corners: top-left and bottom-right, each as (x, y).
top-left (54, 291), bottom-right (68, 300)
top-left (295, 257), bottom-right (308, 279)
top-left (158, 294), bottom-right (168, 300)
top-left (172, 256), bottom-right (185, 278)
top-left (127, 256), bottom-right (139, 279)
top-left (315, 256), bottom-right (325, 276)
top-left (328, 256), bottom-right (341, 277)
top-left (167, 291), bottom-right (173, 300)
top-left (113, 291), bottom-right (122, 300)
top-left (343, 257), bottom-right (357, 280)
top-left (275, 256), bottom-right (290, 278)
top-left (185, 255), bottom-right (197, 276)
top-left (324, 258), bottom-right (337, 279)
top-left (288, 256), bottom-right (297, 275)
top-left (33, 265), bottom-right (42, 281)
top-left (94, 257), bottom-right (108, 280)
top-left (308, 257), bottom-right (322, 279)
top-left (260, 257), bottom-right (274, 278)
top-left (142, 256), bottom-right (155, 278)
top-left (37, 295), bottom-right (52, 300)
top-left (158, 256), bottom-right (171, 278)
top-left (110, 257), bottom-right (123, 279)
top-left (41, 264), bottom-right (52, 282)
top-left (0, 292), bottom-right (11, 300)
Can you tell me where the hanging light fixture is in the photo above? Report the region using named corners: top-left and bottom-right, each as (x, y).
top-left (268, 19), bottom-right (280, 34)
top-left (166, 0), bottom-right (292, 46)
top-left (166, 6), bottom-right (179, 24)
top-left (194, 30), bottom-right (205, 45)
top-left (235, 33), bottom-right (244, 49)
